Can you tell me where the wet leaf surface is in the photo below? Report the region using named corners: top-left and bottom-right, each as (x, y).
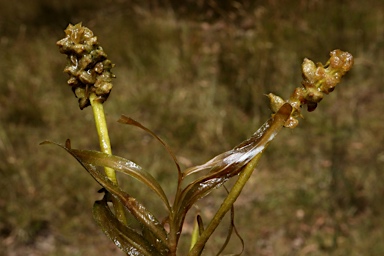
top-left (93, 196), bottom-right (164, 256)
top-left (41, 141), bottom-right (170, 251)
top-left (174, 103), bottom-right (292, 239)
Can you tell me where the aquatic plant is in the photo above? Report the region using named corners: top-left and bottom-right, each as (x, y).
top-left (43, 23), bottom-right (353, 255)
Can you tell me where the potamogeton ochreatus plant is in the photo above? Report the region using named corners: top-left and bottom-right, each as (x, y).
top-left (42, 23), bottom-right (354, 256)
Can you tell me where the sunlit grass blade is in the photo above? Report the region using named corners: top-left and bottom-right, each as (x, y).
top-left (93, 196), bottom-right (161, 256)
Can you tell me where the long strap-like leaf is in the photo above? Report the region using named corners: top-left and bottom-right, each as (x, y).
top-left (41, 141), bottom-right (170, 250)
top-left (93, 197), bottom-right (161, 256)
top-left (71, 148), bottom-right (171, 211)
top-left (188, 103), bottom-right (292, 255)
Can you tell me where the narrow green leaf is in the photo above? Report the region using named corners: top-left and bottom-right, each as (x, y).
top-left (190, 214), bottom-right (203, 251)
top-left (197, 215), bottom-right (204, 236)
top-left (87, 165), bottom-right (169, 248)
top-left (118, 115), bottom-right (182, 178)
top-left (142, 223), bottom-right (170, 255)
top-left (71, 148), bottom-right (171, 211)
top-left (41, 141), bottom-right (169, 248)
top-left (83, 161), bottom-right (170, 248)
top-left (182, 103), bottom-right (292, 178)
top-left (176, 103), bottom-right (292, 240)
top-left (41, 140), bottom-right (170, 211)
top-left (188, 104), bottom-right (292, 256)
top-left (93, 197), bottom-right (160, 256)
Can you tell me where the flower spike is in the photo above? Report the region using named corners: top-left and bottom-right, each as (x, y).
top-left (268, 49), bottom-right (353, 128)
top-left (57, 23), bottom-right (115, 109)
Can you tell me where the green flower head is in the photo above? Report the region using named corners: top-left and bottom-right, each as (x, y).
top-left (57, 23), bottom-right (115, 109)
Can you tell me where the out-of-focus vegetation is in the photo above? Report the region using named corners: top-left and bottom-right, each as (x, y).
top-left (0, 0), bottom-right (383, 255)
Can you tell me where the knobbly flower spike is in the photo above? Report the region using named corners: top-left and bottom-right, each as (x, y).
top-left (57, 23), bottom-right (115, 109)
top-left (267, 49), bottom-right (354, 128)
top-left (56, 23), bottom-right (127, 225)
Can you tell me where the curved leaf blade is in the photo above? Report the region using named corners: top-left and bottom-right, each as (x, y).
top-left (175, 103), bottom-right (292, 233)
top-left (82, 161), bottom-right (170, 249)
top-left (88, 162), bottom-right (170, 249)
top-left (72, 148), bottom-right (171, 211)
top-left (182, 103), bottom-right (292, 178)
top-left (41, 141), bottom-right (170, 211)
top-left (41, 141), bottom-right (170, 248)
top-left (93, 197), bottom-right (160, 256)
top-left (118, 115), bottom-right (182, 178)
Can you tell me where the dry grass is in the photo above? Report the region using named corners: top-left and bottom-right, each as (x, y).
top-left (1, 1), bottom-right (383, 255)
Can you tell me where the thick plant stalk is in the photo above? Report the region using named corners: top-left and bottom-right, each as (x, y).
top-left (89, 93), bottom-right (117, 183)
top-left (189, 154), bottom-right (261, 256)
top-left (89, 93), bottom-right (127, 225)
top-left (56, 23), bottom-right (127, 225)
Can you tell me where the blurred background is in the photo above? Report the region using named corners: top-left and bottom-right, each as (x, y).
top-left (0, 0), bottom-right (383, 255)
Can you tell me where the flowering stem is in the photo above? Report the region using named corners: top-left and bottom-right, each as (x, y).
top-left (188, 103), bottom-right (292, 255)
top-left (188, 153), bottom-right (262, 256)
top-left (90, 93), bottom-right (116, 182)
top-left (89, 92), bottom-right (127, 225)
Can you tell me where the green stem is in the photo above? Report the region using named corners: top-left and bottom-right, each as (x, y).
top-left (188, 153), bottom-right (261, 256)
top-left (90, 93), bottom-right (117, 183)
top-left (188, 103), bottom-right (292, 255)
top-left (89, 93), bottom-right (127, 225)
